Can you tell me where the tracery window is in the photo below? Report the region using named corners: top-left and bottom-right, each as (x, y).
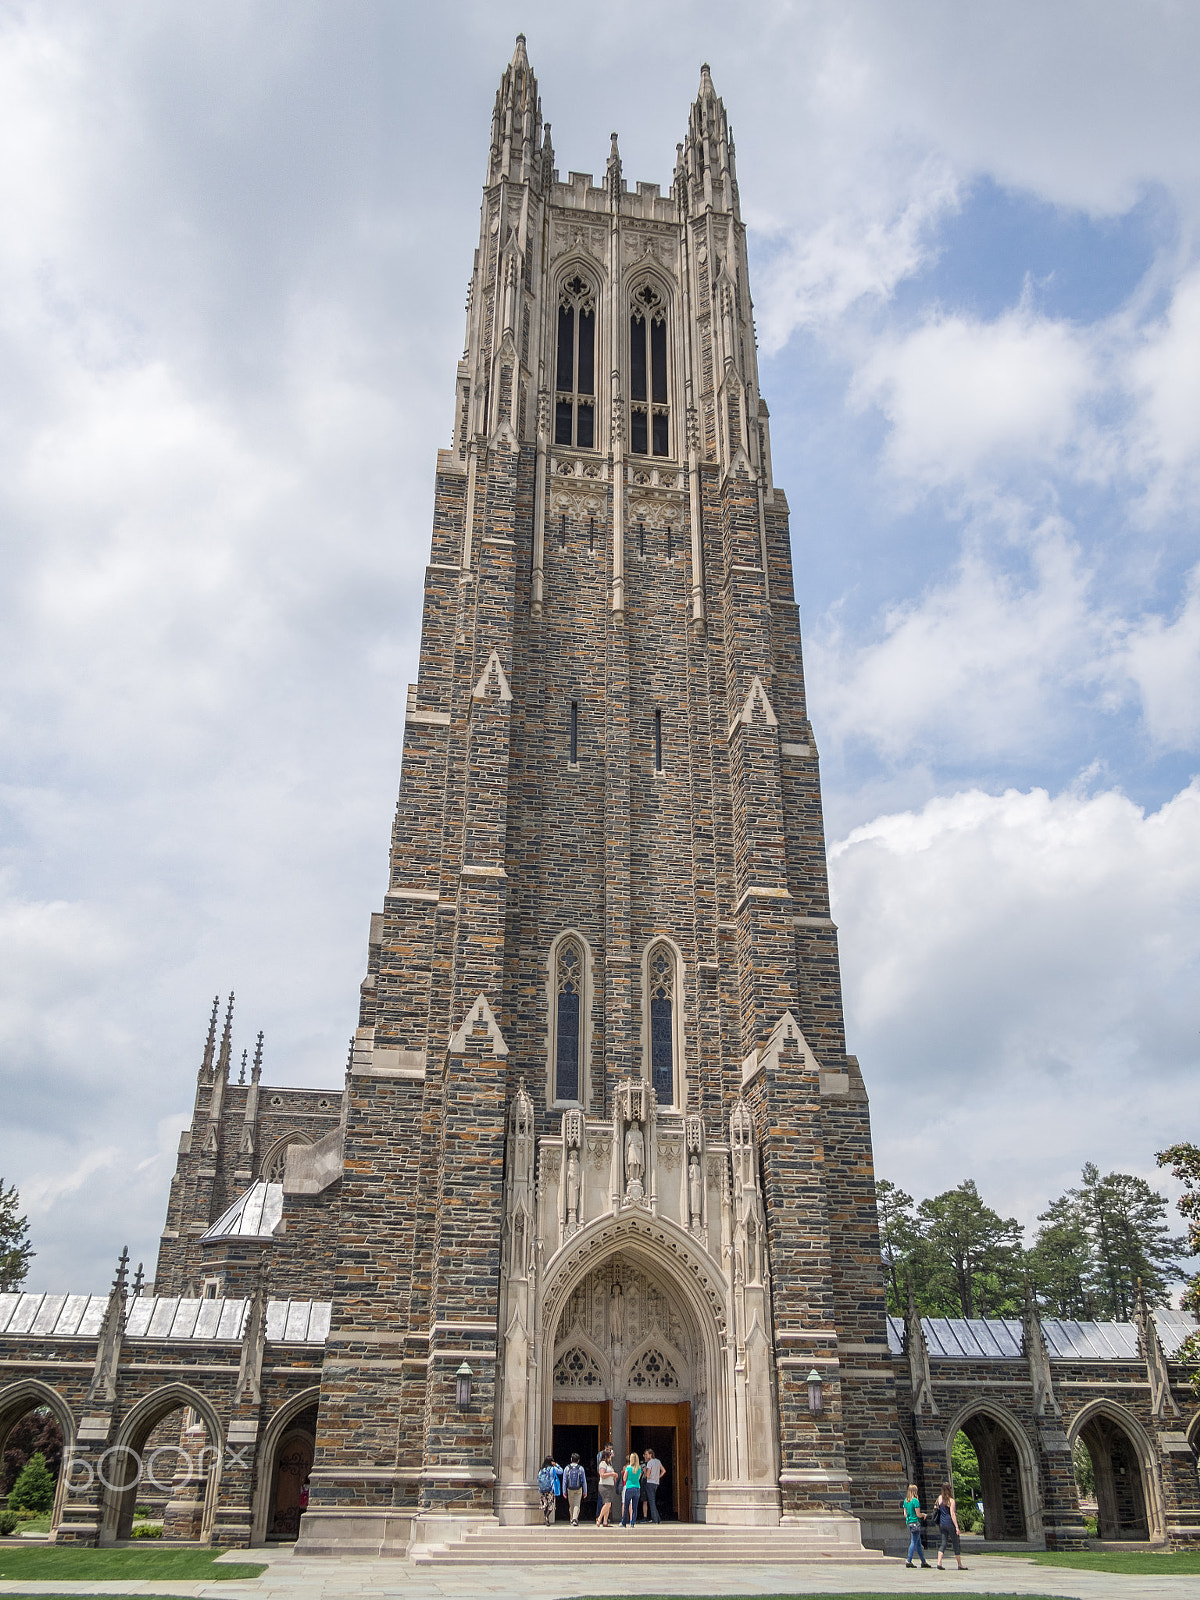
top-left (629, 283), bottom-right (669, 457)
top-left (555, 939), bottom-right (583, 1102)
top-left (555, 276), bottom-right (596, 449)
top-left (628, 1348), bottom-right (680, 1389)
top-left (648, 943), bottom-right (675, 1106)
top-left (553, 1346), bottom-right (604, 1388)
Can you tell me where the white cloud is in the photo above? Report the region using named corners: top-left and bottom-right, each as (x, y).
top-left (1114, 564), bottom-right (1200, 750)
top-left (1127, 266), bottom-right (1200, 512)
top-left (830, 780), bottom-right (1200, 1226)
top-left (852, 305), bottom-right (1096, 489)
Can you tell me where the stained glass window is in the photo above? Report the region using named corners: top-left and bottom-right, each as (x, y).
top-left (556, 940), bottom-right (582, 1102)
top-left (649, 945), bottom-right (674, 1106)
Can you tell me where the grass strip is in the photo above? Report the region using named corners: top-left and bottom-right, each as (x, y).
top-left (992, 1549), bottom-right (1200, 1574)
top-left (0, 1547), bottom-right (265, 1580)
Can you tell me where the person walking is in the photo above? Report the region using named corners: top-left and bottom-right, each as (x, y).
top-left (563, 1453), bottom-right (587, 1527)
top-left (537, 1455), bottom-right (560, 1526)
top-left (642, 1448), bottom-right (665, 1523)
top-left (932, 1481), bottom-right (967, 1570)
top-left (621, 1451), bottom-right (643, 1529)
top-left (902, 1482), bottom-right (930, 1567)
top-left (596, 1446), bottom-right (617, 1526)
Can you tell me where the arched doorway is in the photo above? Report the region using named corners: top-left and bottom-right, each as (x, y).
top-left (100, 1387), bottom-right (221, 1545)
top-left (0, 1381), bottom-right (72, 1534)
top-left (952, 1409), bottom-right (1030, 1540)
top-left (1074, 1407), bottom-right (1153, 1541)
top-left (265, 1405), bottom-right (317, 1541)
top-left (548, 1254), bottom-right (702, 1521)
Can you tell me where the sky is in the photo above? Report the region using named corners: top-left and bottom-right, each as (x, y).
top-left (1, 0), bottom-right (1198, 1293)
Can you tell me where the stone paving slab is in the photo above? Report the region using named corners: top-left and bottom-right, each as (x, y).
top-left (1, 1548), bottom-right (1198, 1600)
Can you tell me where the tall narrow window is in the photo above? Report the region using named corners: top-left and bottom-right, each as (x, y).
top-left (570, 701), bottom-right (578, 764)
top-left (555, 940), bottom-right (582, 1102)
top-left (556, 276), bottom-right (596, 449)
top-left (629, 284), bottom-right (669, 457)
top-left (654, 709), bottom-right (663, 772)
top-left (648, 945), bottom-right (675, 1106)
top-left (588, 516), bottom-right (595, 552)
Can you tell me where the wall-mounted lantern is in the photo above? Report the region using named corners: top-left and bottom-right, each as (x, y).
top-left (456, 1361), bottom-right (473, 1409)
top-left (807, 1368), bottom-right (823, 1413)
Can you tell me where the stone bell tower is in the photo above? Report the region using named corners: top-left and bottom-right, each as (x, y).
top-left (299, 36), bottom-right (902, 1556)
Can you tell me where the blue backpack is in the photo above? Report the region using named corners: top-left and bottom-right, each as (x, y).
top-left (565, 1463), bottom-right (585, 1490)
top-left (537, 1465), bottom-right (556, 1493)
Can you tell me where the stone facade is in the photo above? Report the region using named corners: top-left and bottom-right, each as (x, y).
top-left (1, 37), bottom-right (1198, 1559)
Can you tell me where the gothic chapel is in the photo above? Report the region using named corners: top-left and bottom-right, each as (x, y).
top-left (272, 36), bottom-right (904, 1551)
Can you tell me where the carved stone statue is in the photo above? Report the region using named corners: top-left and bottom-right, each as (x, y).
top-left (688, 1151), bottom-right (703, 1230)
top-left (624, 1122), bottom-right (645, 1195)
top-left (566, 1148), bottom-right (581, 1229)
top-left (609, 1279), bottom-right (625, 1346)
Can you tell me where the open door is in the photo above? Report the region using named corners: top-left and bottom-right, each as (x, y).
top-left (628, 1400), bottom-right (690, 1522)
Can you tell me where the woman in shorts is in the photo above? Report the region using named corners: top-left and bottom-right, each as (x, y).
top-left (596, 1445), bottom-right (617, 1526)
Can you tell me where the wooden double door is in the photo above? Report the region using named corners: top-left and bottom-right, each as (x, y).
top-left (551, 1399), bottom-right (691, 1522)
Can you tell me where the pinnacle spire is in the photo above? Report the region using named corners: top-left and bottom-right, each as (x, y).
top-left (511, 32), bottom-right (528, 69)
top-left (216, 992), bottom-right (234, 1082)
top-left (252, 1030), bottom-right (264, 1085)
top-left (238, 1048), bottom-right (247, 1085)
top-left (199, 994), bottom-right (219, 1080)
top-left (488, 32), bottom-right (543, 188)
top-left (607, 131), bottom-right (623, 204)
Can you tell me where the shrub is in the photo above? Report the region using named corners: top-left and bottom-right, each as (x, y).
top-left (132, 1523), bottom-right (163, 1538)
top-left (8, 1452), bottom-right (55, 1513)
top-left (0, 1509), bottom-right (19, 1536)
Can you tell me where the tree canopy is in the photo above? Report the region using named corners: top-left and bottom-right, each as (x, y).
top-left (0, 1179), bottom-right (33, 1292)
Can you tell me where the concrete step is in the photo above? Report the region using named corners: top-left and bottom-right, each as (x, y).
top-left (413, 1523), bottom-right (890, 1566)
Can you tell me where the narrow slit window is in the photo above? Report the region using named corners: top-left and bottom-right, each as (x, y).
top-left (556, 277), bottom-right (597, 450)
top-left (570, 700), bottom-right (578, 764)
top-left (559, 512), bottom-right (567, 547)
top-left (654, 709), bottom-right (663, 772)
top-left (648, 945), bottom-right (675, 1106)
top-left (666, 524), bottom-right (674, 559)
top-left (638, 522), bottom-right (646, 557)
top-left (588, 516), bottom-right (595, 552)
top-left (555, 941), bottom-right (582, 1102)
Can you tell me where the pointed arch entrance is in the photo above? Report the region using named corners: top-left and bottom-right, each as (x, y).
top-left (943, 1402), bottom-right (1037, 1542)
top-left (1071, 1403), bottom-right (1157, 1541)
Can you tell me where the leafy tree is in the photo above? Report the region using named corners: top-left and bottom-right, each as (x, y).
top-left (876, 1180), bottom-right (918, 1314)
top-left (913, 1181), bottom-right (1026, 1318)
top-left (951, 1432), bottom-right (982, 1532)
top-left (8, 1451), bottom-right (55, 1513)
top-left (1155, 1142), bottom-right (1200, 1397)
top-left (0, 1180), bottom-right (33, 1291)
top-left (1073, 1437), bottom-right (1095, 1499)
top-left (1, 1408), bottom-right (63, 1498)
top-left (1028, 1194), bottom-right (1096, 1319)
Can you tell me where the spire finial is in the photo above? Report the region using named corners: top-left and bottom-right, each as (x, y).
top-left (132, 1261), bottom-right (144, 1298)
top-left (252, 1030), bottom-right (264, 1085)
top-left (112, 1245), bottom-right (130, 1294)
top-left (216, 992), bottom-right (234, 1081)
top-left (200, 994), bottom-right (219, 1079)
top-left (607, 132), bottom-right (623, 204)
top-left (238, 1048), bottom-right (247, 1085)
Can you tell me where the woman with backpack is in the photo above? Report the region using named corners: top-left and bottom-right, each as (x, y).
top-left (537, 1455), bottom-right (561, 1526)
top-left (563, 1453), bottom-right (588, 1526)
top-left (932, 1481), bottom-right (967, 1569)
top-left (621, 1451), bottom-right (643, 1528)
top-left (596, 1446), bottom-right (617, 1526)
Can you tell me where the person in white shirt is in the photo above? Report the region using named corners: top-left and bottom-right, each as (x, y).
top-left (642, 1448), bottom-right (665, 1523)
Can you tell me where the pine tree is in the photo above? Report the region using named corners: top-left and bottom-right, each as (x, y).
top-left (0, 1180), bottom-right (33, 1291)
top-left (876, 1180), bottom-right (918, 1314)
top-left (1028, 1194), bottom-right (1095, 1318)
top-left (1075, 1163), bottom-right (1185, 1319)
top-left (914, 1181), bottom-right (1025, 1318)
top-left (8, 1451), bottom-right (55, 1513)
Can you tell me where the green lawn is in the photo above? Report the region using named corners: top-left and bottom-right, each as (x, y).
top-left (0, 1546), bottom-right (265, 1580)
top-left (995, 1548), bottom-right (1200, 1574)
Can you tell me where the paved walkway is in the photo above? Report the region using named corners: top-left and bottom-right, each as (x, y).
top-left (0, 1546), bottom-right (1197, 1600)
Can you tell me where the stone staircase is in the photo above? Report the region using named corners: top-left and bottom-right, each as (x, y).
top-left (411, 1520), bottom-right (891, 1566)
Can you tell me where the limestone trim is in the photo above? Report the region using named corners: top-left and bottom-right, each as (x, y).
top-left (471, 649), bottom-right (513, 702)
top-left (449, 994), bottom-right (509, 1057)
top-left (940, 1396), bottom-right (1044, 1544)
top-left (638, 935), bottom-right (688, 1112)
top-left (1066, 1396), bottom-right (1165, 1541)
top-left (251, 1386), bottom-right (321, 1544)
top-left (544, 929), bottom-right (595, 1111)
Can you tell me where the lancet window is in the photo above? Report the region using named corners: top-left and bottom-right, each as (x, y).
top-left (554, 937), bottom-right (584, 1102)
top-left (647, 943), bottom-right (676, 1106)
top-left (629, 283), bottom-right (669, 457)
top-left (555, 276), bottom-right (596, 449)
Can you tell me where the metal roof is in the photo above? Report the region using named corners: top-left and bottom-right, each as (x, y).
top-left (200, 1180), bottom-right (284, 1242)
top-left (0, 1292), bottom-right (330, 1344)
top-left (885, 1309), bottom-right (1195, 1362)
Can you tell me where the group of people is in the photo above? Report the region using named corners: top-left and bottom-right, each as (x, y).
top-left (536, 1444), bottom-right (666, 1528)
top-left (902, 1481), bottom-right (968, 1570)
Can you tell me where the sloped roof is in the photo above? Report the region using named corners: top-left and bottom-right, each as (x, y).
top-left (0, 1292), bottom-right (330, 1344)
top-left (885, 1308), bottom-right (1196, 1361)
top-left (200, 1180), bottom-right (284, 1242)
